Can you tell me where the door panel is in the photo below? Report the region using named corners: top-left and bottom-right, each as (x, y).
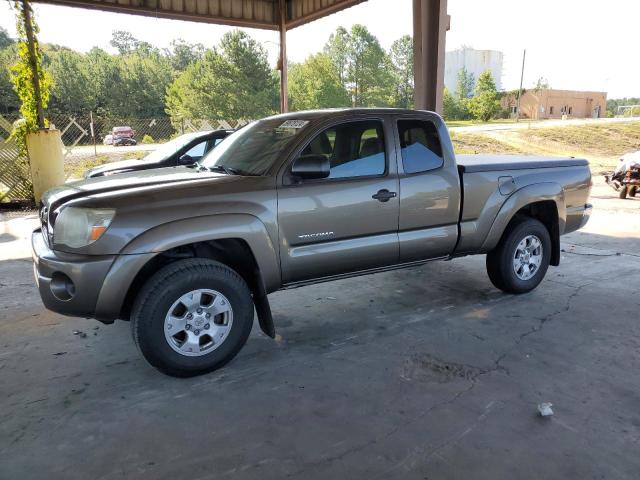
top-left (279, 177), bottom-right (399, 283)
top-left (396, 119), bottom-right (460, 262)
top-left (278, 120), bottom-right (399, 284)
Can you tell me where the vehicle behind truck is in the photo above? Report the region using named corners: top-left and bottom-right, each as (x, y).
top-left (32, 108), bottom-right (592, 377)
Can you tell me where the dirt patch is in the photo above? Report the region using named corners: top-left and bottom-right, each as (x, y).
top-left (402, 354), bottom-right (486, 383)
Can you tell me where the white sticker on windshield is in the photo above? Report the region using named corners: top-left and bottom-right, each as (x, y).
top-left (278, 120), bottom-right (309, 129)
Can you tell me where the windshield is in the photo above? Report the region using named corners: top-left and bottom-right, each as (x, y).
top-left (200, 118), bottom-right (310, 175)
top-left (142, 132), bottom-right (207, 163)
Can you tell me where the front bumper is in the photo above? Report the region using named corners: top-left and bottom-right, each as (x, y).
top-left (32, 229), bottom-right (116, 320)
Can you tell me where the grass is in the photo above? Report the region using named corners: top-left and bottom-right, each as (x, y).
top-left (515, 122), bottom-right (640, 157)
top-left (445, 118), bottom-right (536, 128)
top-left (451, 132), bottom-right (524, 155)
top-left (64, 150), bottom-right (147, 180)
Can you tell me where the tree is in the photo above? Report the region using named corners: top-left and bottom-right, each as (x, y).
top-left (348, 25), bottom-right (394, 107)
top-left (83, 47), bottom-right (122, 115)
top-left (288, 53), bottom-right (350, 111)
top-left (166, 30), bottom-right (278, 120)
top-left (168, 39), bottom-right (204, 73)
top-left (323, 26), bottom-right (349, 87)
top-left (389, 35), bottom-right (413, 108)
top-left (0, 27), bottom-right (15, 49)
top-left (455, 67), bottom-right (474, 100)
top-left (468, 70), bottom-right (500, 122)
top-left (442, 87), bottom-right (459, 120)
top-left (534, 77), bottom-right (550, 90)
top-left (118, 51), bottom-right (173, 117)
top-left (0, 45), bottom-right (20, 114)
top-left (110, 30), bottom-right (139, 55)
top-left (45, 47), bottom-right (91, 113)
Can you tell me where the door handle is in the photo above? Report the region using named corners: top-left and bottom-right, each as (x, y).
top-left (372, 189), bottom-right (397, 202)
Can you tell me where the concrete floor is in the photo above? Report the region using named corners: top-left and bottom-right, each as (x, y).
top-left (1, 179), bottom-right (639, 479)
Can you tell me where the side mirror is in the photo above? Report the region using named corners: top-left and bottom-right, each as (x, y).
top-left (178, 154), bottom-right (194, 165)
top-left (291, 154), bottom-right (330, 180)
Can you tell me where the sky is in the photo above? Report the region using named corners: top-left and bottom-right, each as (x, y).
top-left (1, 0), bottom-right (638, 98)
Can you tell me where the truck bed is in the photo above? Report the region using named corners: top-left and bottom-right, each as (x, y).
top-left (457, 154), bottom-right (589, 173)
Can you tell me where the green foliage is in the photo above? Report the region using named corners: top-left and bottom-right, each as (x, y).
top-left (607, 97), bottom-right (640, 116)
top-left (534, 77), bottom-right (550, 90)
top-left (467, 70), bottom-right (500, 122)
top-left (347, 25), bottom-right (394, 107)
top-left (0, 45), bottom-right (20, 114)
top-left (0, 27), bottom-right (15, 50)
top-left (45, 47), bottom-right (91, 113)
top-left (141, 134), bottom-right (154, 144)
top-left (288, 53), bottom-right (350, 111)
top-left (9, 1), bottom-right (51, 154)
top-left (165, 30), bottom-right (278, 120)
top-left (168, 39), bottom-right (204, 73)
top-left (323, 26), bottom-right (349, 87)
top-left (324, 25), bottom-right (394, 107)
top-left (110, 30), bottom-right (139, 55)
top-left (455, 67), bottom-right (475, 100)
top-left (443, 87), bottom-right (461, 120)
top-left (389, 35), bottom-right (413, 109)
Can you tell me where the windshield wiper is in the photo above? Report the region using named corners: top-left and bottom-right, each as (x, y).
top-left (208, 165), bottom-right (259, 176)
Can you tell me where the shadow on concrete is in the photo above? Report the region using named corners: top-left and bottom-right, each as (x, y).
top-left (0, 232), bottom-right (18, 243)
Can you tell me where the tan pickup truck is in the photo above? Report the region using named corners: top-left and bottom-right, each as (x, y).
top-left (32, 109), bottom-right (592, 377)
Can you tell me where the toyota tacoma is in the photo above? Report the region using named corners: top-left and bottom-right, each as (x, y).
top-left (32, 109), bottom-right (592, 377)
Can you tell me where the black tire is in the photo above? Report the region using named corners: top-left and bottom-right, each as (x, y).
top-left (619, 186), bottom-right (628, 199)
top-left (486, 217), bottom-right (551, 294)
top-left (629, 186), bottom-right (637, 197)
top-left (131, 258), bottom-right (254, 377)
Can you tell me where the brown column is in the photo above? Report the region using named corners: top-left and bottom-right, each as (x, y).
top-left (278, 0), bottom-right (289, 113)
top-left (413, 0), bottom-right (448, 114)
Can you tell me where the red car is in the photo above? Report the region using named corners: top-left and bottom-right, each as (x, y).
top-left (112, 126), bottom-right (137, 146)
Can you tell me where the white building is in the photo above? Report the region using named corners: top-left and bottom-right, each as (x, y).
top-left (444, 48), bottom-right (504, 94)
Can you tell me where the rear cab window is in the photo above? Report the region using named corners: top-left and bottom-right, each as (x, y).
top-left (397, 119), bottom-right (444, 173)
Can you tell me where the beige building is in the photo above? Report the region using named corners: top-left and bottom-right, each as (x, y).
top-left (502, 89), bottom-right (607, 120)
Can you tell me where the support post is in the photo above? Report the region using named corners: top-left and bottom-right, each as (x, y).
top-left (21, 0), bottom-right (45, 129)
top-left (278, 0), bottom-right (288, 113)
top-left (413, 0), bottom-right (448, 114)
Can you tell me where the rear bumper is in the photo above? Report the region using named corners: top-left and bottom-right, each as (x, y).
top-left (565, 203), bottom-right (592, 233)
top-left (32, 229), bottom-right (116, 321)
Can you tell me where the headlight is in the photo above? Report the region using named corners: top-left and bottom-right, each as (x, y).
top-left (53, 207), bottom-right (115, 248)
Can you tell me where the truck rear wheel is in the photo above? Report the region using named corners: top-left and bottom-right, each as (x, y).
top-left (131, 258), bottom-right (254, 377)
top-left (629, 186), bottom-right (637, 197)
top-left (486, 217), bottom-right (551, 294)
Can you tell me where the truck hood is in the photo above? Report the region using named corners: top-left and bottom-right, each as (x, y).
top-left (84, 158), bottom-right (149, 178)
top-left (42, 166), bottom-right (240, 212)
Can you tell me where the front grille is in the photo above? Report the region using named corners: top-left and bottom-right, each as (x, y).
top-left (39, 205), bottom-right (48, 233)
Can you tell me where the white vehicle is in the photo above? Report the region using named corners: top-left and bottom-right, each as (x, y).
top-left (103, 134), bottom-right (114, 145)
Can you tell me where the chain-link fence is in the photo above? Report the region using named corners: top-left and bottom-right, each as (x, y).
top-left (0, 114), bottom-right (33, 204)
top-left (1, 114), bottom-right (249, 204)
top-left (49, 114), bottom-right (248, 156)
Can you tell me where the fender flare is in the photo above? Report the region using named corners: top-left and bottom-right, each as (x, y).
top-left (480, 182), bottom-right (566, 254)
top-left (95, 214), bottom-right (280, 326)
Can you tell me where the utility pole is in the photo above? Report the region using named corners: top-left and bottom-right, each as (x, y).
top-left (515, 49), bottom-right (526, 122)
top-left (21, 0), bottom-right (45, 129)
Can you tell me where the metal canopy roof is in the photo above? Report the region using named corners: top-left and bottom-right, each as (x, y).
top-left (28, 0), bottom-right (448, 114)
top-left (31, 0), bottom-right (368, 30)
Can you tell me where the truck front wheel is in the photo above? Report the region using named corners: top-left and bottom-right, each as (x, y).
top-left (131, 258), bottom-right (254, 377)
top-left (486, 217), bottom-right (551, 294)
